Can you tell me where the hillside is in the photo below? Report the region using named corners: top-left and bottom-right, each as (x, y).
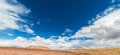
top-left (0, 47), bottom-right (80, 55)
top-left (27, 46), bottom-right (50, 50)
top-left (0, 46), bottom-right (120, 55)
top-left (69, 48), bottom-right (120, 55)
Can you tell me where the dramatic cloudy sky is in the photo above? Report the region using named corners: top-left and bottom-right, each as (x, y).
top-left (0, 0), bottom-right (120, 50)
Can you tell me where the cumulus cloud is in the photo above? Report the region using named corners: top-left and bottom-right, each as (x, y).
top-left (0, 36), bottom-right (75, 50)
top-left (72, 3), bottom-right (120, 48)
top-left (0, 35), bottom-right (94, 50)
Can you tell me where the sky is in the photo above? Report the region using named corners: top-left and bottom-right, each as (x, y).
top-left (0, 0), bottom-right (120, 50)
top-left (18, 0), bottom-right (112, 37)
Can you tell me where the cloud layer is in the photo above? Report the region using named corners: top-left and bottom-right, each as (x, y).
top-left (1, 0), bottom-right (120, 50)
top-left (0, 0), bottom-right (34, 34)
top-left (72, 3), bottom-right (120, 48)
top-left (0, 36), bottom-right (82, 50)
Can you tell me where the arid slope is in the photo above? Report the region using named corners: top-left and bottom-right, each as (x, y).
top-left (27, 46), bottom-right (50, 50)
top-left (0, 46), bottom-right (120, 55)
top-left (69, 48), bottom-right (120, 55)
top-left (0, 47), bottom-right (81, 55)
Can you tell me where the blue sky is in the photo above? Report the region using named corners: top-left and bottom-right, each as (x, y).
top-left (17, 0), bottom-right (112, 38)
top-left (0, 0), bottom-right (120, 50)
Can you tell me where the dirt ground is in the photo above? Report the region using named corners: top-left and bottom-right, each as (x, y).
top-left (0, 47), bottom-right (120, 55)
top-left (0, 47), bottom-right (83, 55)
top-left (69, 48), bottom-right (120, 55)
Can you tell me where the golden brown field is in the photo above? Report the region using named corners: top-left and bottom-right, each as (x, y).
top-left (69, 48), bottom-right (120, 55)
top-left (0, 46), bottom-right (120, 55)
top-left (0, 47), bottom-right (80, 55)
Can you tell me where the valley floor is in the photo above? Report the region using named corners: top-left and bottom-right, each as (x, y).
top-left (0, 47), bottom-right (120, 55)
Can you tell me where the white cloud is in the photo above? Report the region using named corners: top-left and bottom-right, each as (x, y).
top-left (62, 29), bottom-right (72, 36)
top-left (111, 0), bottom-right (120, 3)
top-left (37, 21), bottom-right (40, 25)
top-left (7, 33), bottom-right (13, 36)
top-left (72, 3), bottom-right (120, 48)
top-left (73, 8), bottom-right (120, 39)
top-left (25, 28), bottom-right (34, 34)
top-left (24, 25), bottom-right (34, 34)
top-left (112, 0), bottom-right (116, 3)
top-left (0, 35), bottom-right (82, 50)
top-left (0, 0), bottom-right (34, 34)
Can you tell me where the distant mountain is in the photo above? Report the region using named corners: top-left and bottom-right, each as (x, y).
top-left (27, 46), bottom-right (50, 50)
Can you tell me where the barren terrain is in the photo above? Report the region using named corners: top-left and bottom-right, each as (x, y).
top-left (0, 46), bottom-right (120, 55)
top-left (69, 48), bottom-right (120, 55)
top-left (0, 47), bottom-right (80, 55)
